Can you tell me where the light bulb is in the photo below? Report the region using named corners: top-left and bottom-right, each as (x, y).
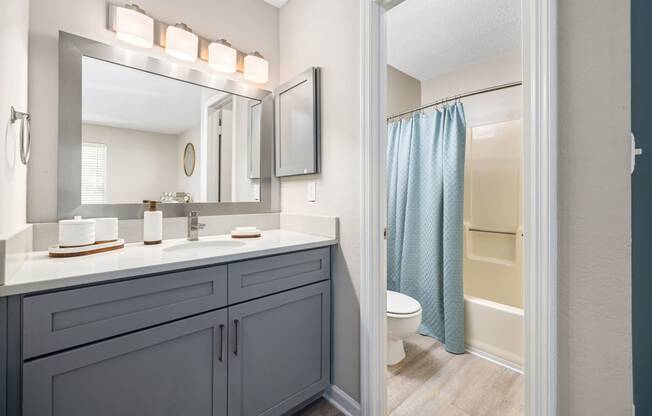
top-left (208, 39), bottom-right (237, 74)
top-left (165, 23), bottom-right (198, 62)
top-left (244, 52), bottom-right (269, 84)
top-left (115, 4), bottom-right (154, 48)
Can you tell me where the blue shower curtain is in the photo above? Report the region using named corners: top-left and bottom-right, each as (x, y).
top-left (387, 103), bottom-right (466, 354)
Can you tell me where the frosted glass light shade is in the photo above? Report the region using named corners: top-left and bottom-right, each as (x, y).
top-left (209, 40), bottom-right (237, 73)
top-left (165, 24), bottom-right (198, 62)
top-left (244, 52), bottom-right (269, 84)
top-left (115, 5), bottom-right (154, 48)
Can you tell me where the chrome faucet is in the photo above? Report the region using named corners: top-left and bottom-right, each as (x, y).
top-left (187, 211), bottom-right (206, 241)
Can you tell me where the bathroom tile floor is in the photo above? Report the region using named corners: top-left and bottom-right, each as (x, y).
top-left (387, 334), bottom-right (523, 416)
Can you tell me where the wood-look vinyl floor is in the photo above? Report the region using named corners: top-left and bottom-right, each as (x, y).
top-left (387, 335), bottom-right (523, 416)
top-left (296, 335), bottom-right (523, 416)
top-left (294, 398), bottom-right (344, 416)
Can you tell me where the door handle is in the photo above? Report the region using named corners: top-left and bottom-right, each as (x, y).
top-left (632, 132), bottom-right (643, 174)
top-left (218, 324), bottom-right (224, 362)
top-left (233, 319), bottom-right (239, 356)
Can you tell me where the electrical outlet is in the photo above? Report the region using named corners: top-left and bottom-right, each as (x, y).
top-left (307, 182), bottom-right (316, 202)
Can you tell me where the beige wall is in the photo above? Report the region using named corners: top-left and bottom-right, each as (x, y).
top-left (27, 0), bottom-right (279, 222)
top-left (557, 0), bottom-right (632, 414)
top-left (0, 0), bottom-right (29, 236)
top-left (421, 50), bottom-right (522, 126)
top-left (386, 65), bottom-right (421, 116)
top-left (280, 0), bottom-right (361, 401)
top-left (82, 124), bottom-right (178, 204)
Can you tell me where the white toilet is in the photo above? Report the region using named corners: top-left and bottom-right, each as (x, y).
top-left (386, 291), bottom-right (422, 365)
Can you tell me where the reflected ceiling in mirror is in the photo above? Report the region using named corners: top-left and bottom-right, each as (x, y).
top-left (81, 56), bottom-right (262, 205)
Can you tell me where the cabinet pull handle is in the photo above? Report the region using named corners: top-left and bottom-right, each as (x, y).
top-left (233, 319), bottom-right (239, 356)
top-left (218, 324), bottom-right (224, 362)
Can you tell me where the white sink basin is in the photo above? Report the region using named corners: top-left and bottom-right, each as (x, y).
top-left (163, 240), bottom-right (247, 253)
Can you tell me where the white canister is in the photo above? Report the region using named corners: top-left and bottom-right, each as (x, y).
top-left (143, 201), bottom-right (162, 245)
top-left (59, 216), bottom-right (96, 247)
top-left (94, 218), bottom-right (119, 243)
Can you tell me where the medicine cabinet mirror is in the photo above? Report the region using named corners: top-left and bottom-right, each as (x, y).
top-left (274, 67), bottom-right (321, 177)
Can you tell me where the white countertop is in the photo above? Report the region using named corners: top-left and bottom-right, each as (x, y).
top-left (2, 230), bottom-right (337, 297)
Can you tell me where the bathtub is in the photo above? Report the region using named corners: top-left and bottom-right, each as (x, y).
top-left (464, 294), bottom-right (524, 372)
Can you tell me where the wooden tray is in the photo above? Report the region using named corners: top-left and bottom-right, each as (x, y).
top-left (49, 239), bottom-right (125, 258)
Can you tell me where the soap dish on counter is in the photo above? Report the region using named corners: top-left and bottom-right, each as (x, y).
top-left (231, 227), bottom-right (262, 239)
top-left (48, 239), bottom-right (125, 258)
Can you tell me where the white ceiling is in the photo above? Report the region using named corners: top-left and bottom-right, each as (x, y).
top-left (387, 0), bottom-right (521, 81)
top-left (263, 0), bottom-right (289, 8)
top-left (82, 57), bottom-right (225, 135)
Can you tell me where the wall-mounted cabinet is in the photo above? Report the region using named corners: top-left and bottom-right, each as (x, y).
top-left (274, 67), bottom-right (321, 177)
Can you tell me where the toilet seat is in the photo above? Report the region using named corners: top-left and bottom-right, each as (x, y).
top-left (387, 291), bottom-right (421, 317)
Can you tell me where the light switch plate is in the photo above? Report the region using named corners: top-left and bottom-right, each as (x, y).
top-left (307, 182), bottom-right (316, 202)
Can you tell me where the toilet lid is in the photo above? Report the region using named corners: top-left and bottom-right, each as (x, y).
top-left (387, 291), bottom-right (421, 315)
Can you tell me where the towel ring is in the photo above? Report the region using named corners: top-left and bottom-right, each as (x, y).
top-left (10, 106), bottom-right (31, 165)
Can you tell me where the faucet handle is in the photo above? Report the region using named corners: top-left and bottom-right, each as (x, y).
top-left (197, 223), bottom-right (206, 229)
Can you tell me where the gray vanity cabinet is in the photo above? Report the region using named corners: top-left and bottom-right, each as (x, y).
top-left (228, 281), bottom-right (330, 416)
top-left (10, 247), bottom-right (332, 416)
top-left (23, 308), bottom-right (229, 416)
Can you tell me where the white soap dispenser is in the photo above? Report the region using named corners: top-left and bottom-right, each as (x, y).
top-left (143, 200), bottom-right (162, 245)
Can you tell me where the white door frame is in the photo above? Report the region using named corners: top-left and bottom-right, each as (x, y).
top-left (359, 0), bottom-right (558, 415)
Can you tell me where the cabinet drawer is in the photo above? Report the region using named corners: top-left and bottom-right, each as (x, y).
top-left (228, 247), bottom-right (330, 304)
top-left (23, 265), bottom-right (227, 359)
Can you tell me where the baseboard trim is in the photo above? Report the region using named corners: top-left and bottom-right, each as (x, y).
top-left (466, 345), bottom-right (524, 374)
top-left (323, 385), bottom-right (361, 416)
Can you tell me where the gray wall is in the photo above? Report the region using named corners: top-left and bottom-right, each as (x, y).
top-left (558, 0), bottom-right (632, 414)
top-left (0, 0), bottom-right (29, 235)
top-left (386, 65), bottom-right (421, 116)
top-left (279, 0), bottom-right (361, 401)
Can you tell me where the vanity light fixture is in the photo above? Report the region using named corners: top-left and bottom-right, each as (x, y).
top-left (108, 3), bottom-right (268, 83)
top-left (244, 52), bottom-right (269, 84)
top-left (208, 39), bottom-right (237, 73)
top-left (165, 23), bottom-right (198, 62)
top-left (115, 4), bottom-right (154, 48)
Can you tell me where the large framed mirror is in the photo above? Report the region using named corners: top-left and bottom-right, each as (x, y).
top-left (58, 32), bottom-right (278, 219)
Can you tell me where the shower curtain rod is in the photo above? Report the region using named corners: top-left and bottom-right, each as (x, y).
top-left (386, 81), bottom-right (523, 121)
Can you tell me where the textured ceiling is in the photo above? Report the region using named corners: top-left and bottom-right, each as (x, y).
top-left (263, 0), bottom-right (289, 8)
top-left (387, 0), bottom-right (520, 81)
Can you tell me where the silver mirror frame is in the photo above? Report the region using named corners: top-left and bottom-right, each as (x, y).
top-left (58, 31), bottom-right (279, 220)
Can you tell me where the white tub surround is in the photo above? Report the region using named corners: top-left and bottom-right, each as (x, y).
top-left (3, 230), bottom-right (337, 297)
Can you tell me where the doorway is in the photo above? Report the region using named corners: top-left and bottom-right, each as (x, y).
top-left (359, 0), bottom-right (558, 415)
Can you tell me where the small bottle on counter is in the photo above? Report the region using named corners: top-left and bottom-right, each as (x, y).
top-left (143, 200), bottom-right (162, 245)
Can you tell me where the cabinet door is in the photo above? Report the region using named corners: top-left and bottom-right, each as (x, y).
top-left (23, 309), bottom-right (228, 416)
top-left (228, 281), bottom-right (330, 416)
